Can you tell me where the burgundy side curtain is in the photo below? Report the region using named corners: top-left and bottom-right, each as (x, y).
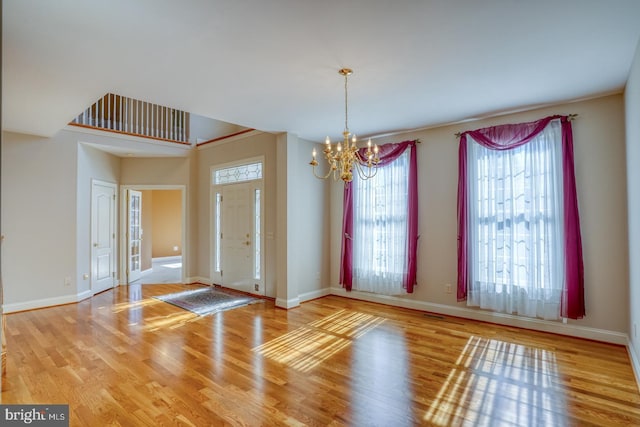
top-left (457, 115), bottom-right (585, 319)
top-left (340, 139), bottom-right (419, 293)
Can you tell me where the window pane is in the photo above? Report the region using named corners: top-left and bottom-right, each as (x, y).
top-left (214, 162), bottom-right (262, 184)
top-left (254, 188), bottom-right (261, 280)
top-left (352, 151), bottom-right (409, 294)
top-left (215, 192), bottom-right (222, 272)
top-left (466, 119), bottom-right (565, 320)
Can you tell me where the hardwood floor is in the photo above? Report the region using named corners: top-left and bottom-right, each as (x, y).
top-left (2, 283), bottom-right (639, 426)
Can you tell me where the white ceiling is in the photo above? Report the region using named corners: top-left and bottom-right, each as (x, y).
top-left (3, 0), bottom-right (640, 143)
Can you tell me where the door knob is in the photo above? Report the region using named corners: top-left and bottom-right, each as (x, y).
top-left (93, 243), bottom-right (99, 247)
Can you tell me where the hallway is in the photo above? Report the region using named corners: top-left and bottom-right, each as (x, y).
top-left (131, 257), bottom-right (182, 285)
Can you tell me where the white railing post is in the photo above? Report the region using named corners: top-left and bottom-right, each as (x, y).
top-left (70, 94), bottom-right (188, 143)
top-left (100, 97), bottom-right (104, 128)
top-left (118, 95), bottom-right (123, 131)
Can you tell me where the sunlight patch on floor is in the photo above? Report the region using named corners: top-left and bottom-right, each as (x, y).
top-left (110, 295), bottom-right (199, 330)
top-left (253, 309), bottom-right (385, 372)
top-left (111, 297), bottom-right (162, 313)
top-left (143, 311), bottom-right (199, 331)
top-left (424, 335), bottom-right (563, 426)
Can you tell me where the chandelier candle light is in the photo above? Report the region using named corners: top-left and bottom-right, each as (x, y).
top-left (310, 68), bottom-right (380, 183)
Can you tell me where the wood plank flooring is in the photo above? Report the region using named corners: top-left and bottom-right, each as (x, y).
top-left (2, 283), bottom-right (639, 426)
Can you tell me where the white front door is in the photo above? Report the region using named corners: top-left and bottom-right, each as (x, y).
top-left (221, 182), bottom-right (258, 294)
top-left (91, 181), bottom-right (116, 294)
top-left (127, 190), bottom-right (143, 283)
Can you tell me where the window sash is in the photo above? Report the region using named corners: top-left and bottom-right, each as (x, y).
top-left (352, 150), bottom-right (409, 294)
top-left (466, 120), bottom-right (565, 319)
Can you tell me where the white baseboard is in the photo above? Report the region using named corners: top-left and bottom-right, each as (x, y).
top-left (3, 280), bottom-right (630, 349)
top-left (78, 289), bottom-right (93, 302)
top-left (275, 297), bottom-right (300, 309)
top-left (329, 286), bottom-right (628, 345)
top-left (4, 290), bottom-right (92, 314)
top-left (188, 276), bottom-right (213, 285)
top-left (628, 340), bottom-right (640, 393)
top-left (153, 255), bottom-right (182, 262)
top-left (299, 287), bottom-right (332, 303)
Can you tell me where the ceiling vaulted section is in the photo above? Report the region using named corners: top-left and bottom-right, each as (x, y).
top-left (3, 1), bottom-right (640, 141)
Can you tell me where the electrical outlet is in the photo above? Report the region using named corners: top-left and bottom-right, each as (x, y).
top-left (254, 284), bottom-right (259, 292)
top-left (64, 276), bottom-right (72, 287)
top-left (445, 284), bottom-right (452, 294)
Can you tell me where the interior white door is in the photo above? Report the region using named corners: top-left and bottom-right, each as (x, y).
top-left (127, 190), bottom-right (143, 283)
top-left (221, 183), bottom-right (257, 294)
top-left (91, 181), bottom-right (116, 294)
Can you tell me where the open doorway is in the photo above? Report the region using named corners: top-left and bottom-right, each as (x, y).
top-left (120, 185), bottom-right (186, 285)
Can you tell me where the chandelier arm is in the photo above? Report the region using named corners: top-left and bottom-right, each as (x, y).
top-left (311, 164), bottom-right (335, 180)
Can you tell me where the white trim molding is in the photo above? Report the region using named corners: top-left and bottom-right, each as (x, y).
top-left (628, 340), bottom-right (640, 393)
top-left (329, 286), bottom-right (629, 345)
top-left (298, 287), bottom-right (332, 303)
top-left (275, 297), bottom-right (300, 309)
top-left (189, 276), bottom-right (213, 286)
top-left (3, 290), bottom-right (92, 314)
top-left (152, 255), bottom-right (182, 262)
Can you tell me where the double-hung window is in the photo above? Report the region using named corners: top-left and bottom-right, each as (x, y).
top-left (467, 122), bottom-right (564, 319)
top-left (352, 150), bottom-right (409, 294)
top-left (340, 140), bottom-right (419, 295)
top-left (457, 116), bottom-right (585, 320)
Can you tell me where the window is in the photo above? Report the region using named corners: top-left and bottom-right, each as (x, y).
top-left (214, 192), bottom-right (222, 272)
top-left (254, 188), bottom-right (261, 280)
top-left (352, 151), bottom-right (409, 295)
top-left (464, 119), bottom-right (567, 319)
top-left (214, 162), bottom-right (262, 185)
top-left (340, 140), bottom-right (419, 295)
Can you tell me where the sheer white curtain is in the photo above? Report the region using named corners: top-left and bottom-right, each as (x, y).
top-left (352, 151), bottom-right (409, 295)
top-left (466, 119), bottom-right (565, 319)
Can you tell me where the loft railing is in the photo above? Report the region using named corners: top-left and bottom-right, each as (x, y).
top-left (70, 93), bottom-right (189, 144)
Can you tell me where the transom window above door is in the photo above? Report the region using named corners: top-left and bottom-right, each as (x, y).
top-left (213, 162), bottom-right (262, 185)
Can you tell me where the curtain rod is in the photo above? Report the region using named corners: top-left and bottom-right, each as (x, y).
top-left (454, 114), bottom-right (578, 138)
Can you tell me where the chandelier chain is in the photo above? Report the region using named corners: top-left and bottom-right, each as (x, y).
top-left (344, 71), bottom-right (349, 134)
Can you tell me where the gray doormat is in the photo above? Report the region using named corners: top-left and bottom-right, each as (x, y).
top-left (154, 287), bottom-right (263, 316)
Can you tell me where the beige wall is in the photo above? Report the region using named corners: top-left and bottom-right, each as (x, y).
top-left (150, 189), bottom-right (182, 258)
top-left (331, 94), bottom-right (630, 336)
top-left (120, 157), bottom-right (190, 186)
top-left (196, 132), bottom-right (278, 295)
top-left (2, 131), bottom-right (78, 306)
top-left (625, 38), bottom-right (640, 375)
top-left (77, 142), bottom-right (120, 292)
top-left (274, 133), bottom-right (331, 307)
top-left (1, 91), bottom-right (634, 344)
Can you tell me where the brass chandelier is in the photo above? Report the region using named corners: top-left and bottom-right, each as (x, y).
top-left (310, 68), bottom-right (379, 183)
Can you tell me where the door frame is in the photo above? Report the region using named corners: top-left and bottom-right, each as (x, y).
top-left (91, 179), bottom-right (117, 294)
top-left (119, 184), bottom-right (187, 285)
top-left (210, 157), bottom-right (265, 294)
top-left (126, 189), bottom-right (143, 283)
